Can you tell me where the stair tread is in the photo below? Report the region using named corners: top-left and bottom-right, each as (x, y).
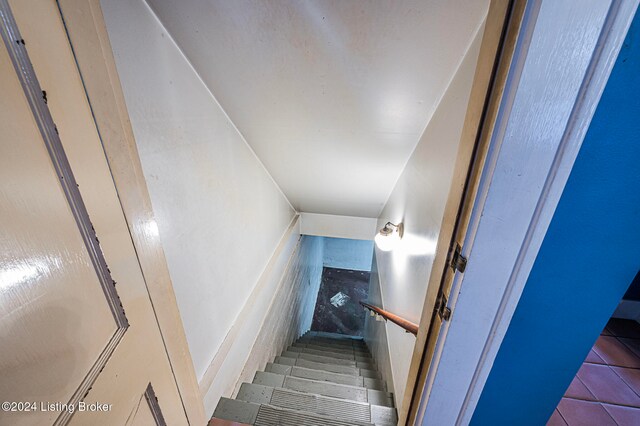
top-left (256, 403), bottom-right (372, 426)
top-left (305, 331), bottom-right (365, 341)
top-left (237, 383), bottom-right (398, 426)
top-left (282, 351), bottom-right (376, 370)
top-left (299, 341), bottom-right (367, 349)
top-left (274, 356), bottom-right (381, 379)
top-left (213, 398), bottom-right (260, 425)
top-left (266, 363), bottom-right (386, 390)
top-left (214, 397), bottom-right (374, 425)
top-left (293, 342), bottom-right (372, 356)
top-left (300, 335), bottom-right (367, 345)
top-left (213, 333), bottom-right (396, 425)
top-left (287, 346), bottom-right (374, 362)
top-left (253, 371), bottom-right (393, 407)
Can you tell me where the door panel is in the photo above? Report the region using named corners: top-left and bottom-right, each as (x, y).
top-left (0, 28), bottom-right (118, 425)
top-left (0, 0), bottom-right (189, 424)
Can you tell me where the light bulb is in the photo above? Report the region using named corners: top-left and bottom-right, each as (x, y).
top-left (375, 228), bottom-right (401, 251)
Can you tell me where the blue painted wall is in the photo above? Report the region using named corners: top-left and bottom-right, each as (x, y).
top-left (471, 12), bottom-right (640, 425)
top-left (322, 237), bottom-right (374, 272)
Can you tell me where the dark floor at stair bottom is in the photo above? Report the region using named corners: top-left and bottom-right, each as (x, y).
top-left (311, 267), bottom-right (370, 337)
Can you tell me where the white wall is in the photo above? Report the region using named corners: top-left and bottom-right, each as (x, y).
top-left (364, 23), bottom-right (484, 407)
top-left (100, 0), bottom-right (297, 408)
top-left (199, 228), bottom-right (324, 415)
top-left (300, 212), bottom-right (377, 240)
top-left (323, 237), bottom-right (374, 272)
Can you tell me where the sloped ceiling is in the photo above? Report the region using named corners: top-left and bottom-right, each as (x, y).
top-left (145, 0), bottom-right (488, 218)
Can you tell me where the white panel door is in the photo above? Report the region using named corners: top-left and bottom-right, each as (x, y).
top-left (0, 1), bottom-right (189, 424)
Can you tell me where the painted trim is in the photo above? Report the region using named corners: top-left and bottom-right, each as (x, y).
top-left (412, 1), bottom-right (539, 423)
top-left (413, 0), bottom-right (639, 424)
top-left (0, 3), bottom-right (129, 424)
top-left (300, 212), bottom-right (377, 241)
top-left (144, 383), bottom-right (168, 426)
top-left (401, 1), bottom-right (517, 423)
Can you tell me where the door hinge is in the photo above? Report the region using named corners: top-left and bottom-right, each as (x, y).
top-left (434, 293), bottom-right (452, 321)
top-left (449, 243), bottom-right (467, 273)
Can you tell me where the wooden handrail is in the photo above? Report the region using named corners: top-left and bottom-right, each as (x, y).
top-left (360, 301), bottom-right (419, 335)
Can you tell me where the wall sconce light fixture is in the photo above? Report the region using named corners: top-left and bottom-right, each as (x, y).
top-left (374, 222), bottom-right (403, 252)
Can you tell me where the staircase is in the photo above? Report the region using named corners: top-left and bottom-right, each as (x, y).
top-left (210, 331), bottom-right (398, 425)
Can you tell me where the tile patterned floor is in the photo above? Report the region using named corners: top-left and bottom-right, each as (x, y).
top-left (548, 319), bottom-right (640, 426)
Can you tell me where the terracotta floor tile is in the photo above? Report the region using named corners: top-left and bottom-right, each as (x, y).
top-left (619, 337), bottom-right (640, 359)
top-left (585, 349), bottom-right (606, 364)
top-left (577, 363), bottom-right (640, 406)
top-left (602, 403), bottom-right (640, 426)
top-left (564, 376), bottom-right (595, 401)
top-left (606, 319), bottom-right (640, 339)
top-left (611, 366), bottom-right (640, 400)
top-left (555, 320), bottom-right (640, 423)
top-left (557, 398), bottom-right (616, 426)
top-left (593, 336), bottom-right (640, 368)
top-left (547, 409), bottom-right (568, 426)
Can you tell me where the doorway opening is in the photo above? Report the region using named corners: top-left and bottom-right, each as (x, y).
top-left (309, 237), bottom-right (374, 337)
